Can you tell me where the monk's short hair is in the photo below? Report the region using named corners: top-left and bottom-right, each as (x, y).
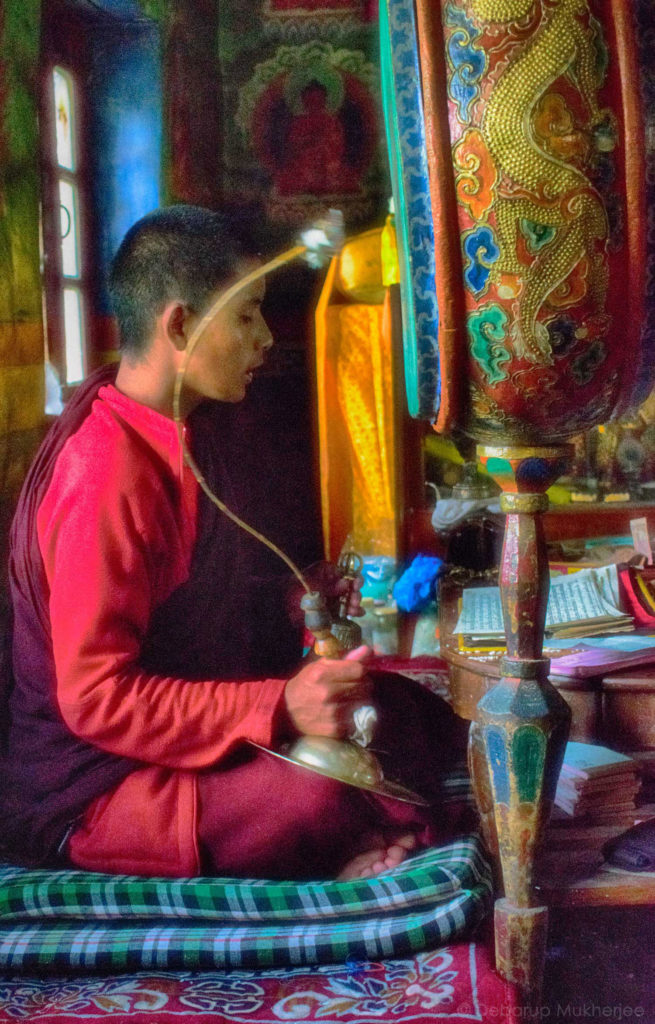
top-left (109, 205), bottom-right (252, 357)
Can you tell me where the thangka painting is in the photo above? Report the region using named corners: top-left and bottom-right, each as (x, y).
top-left (219, 0), bottom-right (386, 231)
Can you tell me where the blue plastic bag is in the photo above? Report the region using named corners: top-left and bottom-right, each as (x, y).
top-left (392, 554), bottom-right (443, 613)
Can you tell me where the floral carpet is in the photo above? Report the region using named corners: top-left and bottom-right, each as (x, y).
top-left (0, 942), bottom-right (517, 1022)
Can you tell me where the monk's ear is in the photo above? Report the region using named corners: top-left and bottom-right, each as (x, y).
top-left (161, 301), bottom-right (191, 352)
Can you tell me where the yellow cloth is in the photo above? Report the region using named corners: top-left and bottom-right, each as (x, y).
top-left (315, 256), bottom-right (398, 562)
top-left (381, 214), bottom-right (400, 287)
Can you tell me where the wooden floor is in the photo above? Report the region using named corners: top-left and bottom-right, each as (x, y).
top-left (543, 906), bottom-right (655, 1016)
top-left (539, 863), bottom-right (655, 908)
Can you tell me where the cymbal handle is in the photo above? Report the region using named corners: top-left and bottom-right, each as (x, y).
top-left (299, 588), bottom-right (376, 748)
top-left (300, 590), bottom-right (342, 658)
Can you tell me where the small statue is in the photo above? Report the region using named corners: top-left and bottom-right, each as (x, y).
top-left (329, 550), bottom-right (364, 652)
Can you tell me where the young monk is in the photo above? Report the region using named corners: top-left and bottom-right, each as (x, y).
top-left (1, 205), bottom-right (464, 880)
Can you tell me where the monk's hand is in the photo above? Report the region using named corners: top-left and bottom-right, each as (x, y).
top-left (283, 646), bottom-right (373, 739)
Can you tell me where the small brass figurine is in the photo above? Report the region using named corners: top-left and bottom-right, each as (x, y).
top-left (330, 550), bottom-right (364, 652)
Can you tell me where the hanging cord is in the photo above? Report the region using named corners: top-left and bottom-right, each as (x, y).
top-left (173, 245), bottom-right (312, 594)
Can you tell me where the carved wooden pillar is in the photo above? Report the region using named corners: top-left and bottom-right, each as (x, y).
top-left (473, 445), bottom-right (572, 1001)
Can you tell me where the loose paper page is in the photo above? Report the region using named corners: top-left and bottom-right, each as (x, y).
top-left (454, 564), bottom-right (629, 637)
top-left (546, 572), bottom-right (625, 626)
top-left (630, 517), bottom-right (653, 564)
top-left (454, 587), bottom-right (503, 637)
top-left (580, 563), bottom-right (621, 608)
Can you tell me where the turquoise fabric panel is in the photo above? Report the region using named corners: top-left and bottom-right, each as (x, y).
top-left (379, 0), bottom-right (440, 421)
top-left (627, 0), bottom-right (655, 408)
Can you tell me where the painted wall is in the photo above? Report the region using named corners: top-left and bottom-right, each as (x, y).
top-left (90, 21), bottom-right (162, 320)
top-left (0, 1), bottom-right (163, 604)
top-left (0, 0), bottom-right (44, 593)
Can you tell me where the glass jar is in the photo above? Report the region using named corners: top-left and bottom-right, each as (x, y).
top-left (372, 600), bottom-right (399, 656)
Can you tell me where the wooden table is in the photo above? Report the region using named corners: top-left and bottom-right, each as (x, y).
top-left (438, 576), bottom-right (655, 907)
top-left (438, 576), bottom-right (602, 741)
top-left (601, 666), bottom-right (655, 751)
top-left (537, 864), bottom-right (655, 907)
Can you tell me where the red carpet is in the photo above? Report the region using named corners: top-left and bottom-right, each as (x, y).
top-left (0, 942), bottom-right (518, 1023)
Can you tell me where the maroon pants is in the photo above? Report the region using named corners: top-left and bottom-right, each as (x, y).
top-left (197, 673), bottom-right (469, 879)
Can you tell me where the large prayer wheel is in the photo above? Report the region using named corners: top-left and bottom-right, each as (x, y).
top-left (380, 0), bottom-right (653, 1003)
top-left (381, 0), bottom-right (653, 439)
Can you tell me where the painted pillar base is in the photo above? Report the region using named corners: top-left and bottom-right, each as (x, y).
top-left (475, 445), bottom-right (573, 999)
top-left (495, 898), bottom-right (548, 1005)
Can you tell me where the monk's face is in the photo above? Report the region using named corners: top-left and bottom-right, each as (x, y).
top-left (184, 268), bottom-right (273, 404)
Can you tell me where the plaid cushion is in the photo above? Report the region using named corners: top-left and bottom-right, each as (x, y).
top-left (0, 888), bottom-right (490, 973)
top-left (0, 835), bottom-right (486, 923)
top-left (0, 835), bottom-right (491, 972)
top-left (441, 762), bottom-right (475, 805)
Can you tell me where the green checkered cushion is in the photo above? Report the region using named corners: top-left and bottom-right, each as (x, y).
top-left (0, 835), bottom-right (486, 923)
top-left (0, 835), bottom-right (491, 971)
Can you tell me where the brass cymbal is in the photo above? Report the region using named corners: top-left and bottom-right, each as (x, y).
top-left (249, 737), bottom-right (429, 807)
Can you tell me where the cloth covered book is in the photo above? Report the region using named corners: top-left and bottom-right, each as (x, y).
top-left (558, 741), bottom-right (637, 781)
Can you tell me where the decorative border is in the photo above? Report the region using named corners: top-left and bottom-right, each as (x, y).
top-left (263, 0), bottom-right (361, 15)
top-left (261, 0), bottom-right (363, 38)
top-left (628, 0), bottom-right (655, 409)
top-left (0, 945), bottom-right (491, 1022)
top-left (379, 0), bottom-right (440, 421)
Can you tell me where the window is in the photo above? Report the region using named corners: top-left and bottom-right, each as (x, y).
top-left (54, 67), bottom-right (86, 385)
top-left (42, 62), bottom-right (89, 390)
top-left (40, 0), bottom-right (162, 403)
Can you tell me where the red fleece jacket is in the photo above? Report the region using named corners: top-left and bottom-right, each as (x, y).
top-left (37, 385), bottom-right (288, 874)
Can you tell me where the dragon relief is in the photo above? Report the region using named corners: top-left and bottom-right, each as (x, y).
top-left (468, 0), bottom-right (612, 365)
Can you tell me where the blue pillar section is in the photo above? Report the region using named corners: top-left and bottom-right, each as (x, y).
top-left (91, 21), bottom-right (162, 316)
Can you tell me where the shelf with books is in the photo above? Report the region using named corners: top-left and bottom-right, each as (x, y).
top-left (439, 563), bottom-right (655, 740)
top-left (536, 742), bottom-right (655, 906)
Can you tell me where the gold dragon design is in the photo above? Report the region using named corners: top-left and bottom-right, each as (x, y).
top-left (468, 0), bottom-right (610, 364)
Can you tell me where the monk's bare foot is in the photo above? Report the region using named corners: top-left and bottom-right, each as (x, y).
top-left (337, 833), bottom-right (417, 880)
